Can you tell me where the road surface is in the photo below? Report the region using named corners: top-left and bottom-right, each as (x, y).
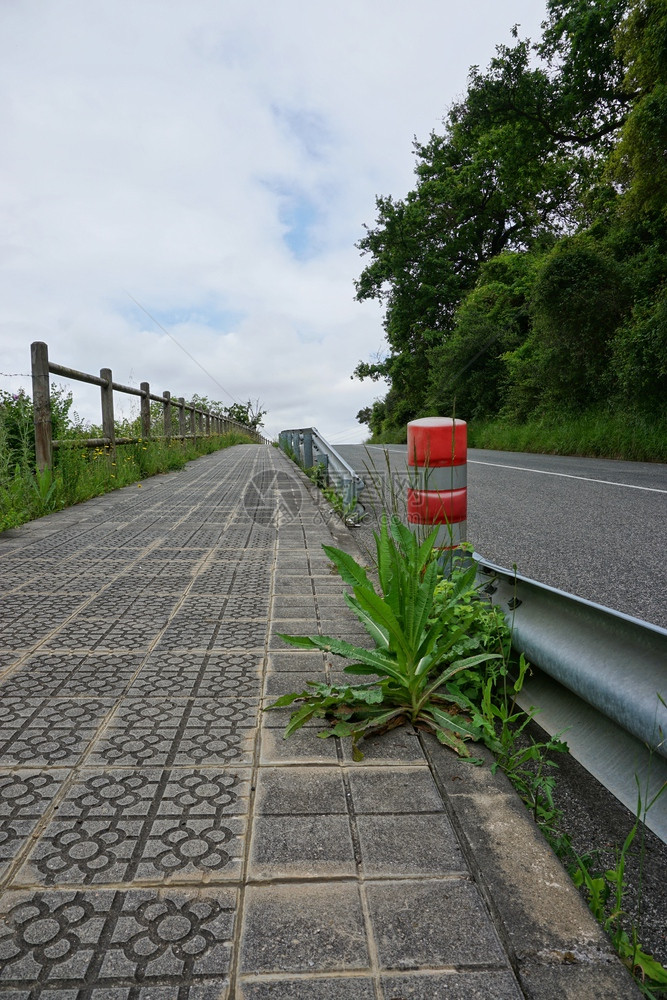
top-left (336, 444), bottom-right (667, 629)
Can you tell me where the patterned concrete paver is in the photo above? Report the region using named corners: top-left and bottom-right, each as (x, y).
top-left (0, 445), bottom-right (641, 998)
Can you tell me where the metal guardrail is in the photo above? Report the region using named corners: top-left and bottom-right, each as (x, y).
top-left (475, 555), bottom-right (667, 757)
top-left (475, 554), bottom-right (667, 841)
top-left (279, 426), bottom-right (364, 511)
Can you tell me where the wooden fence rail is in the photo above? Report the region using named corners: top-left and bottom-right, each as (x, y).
top-left (30, 341), bottom-right (267, 471)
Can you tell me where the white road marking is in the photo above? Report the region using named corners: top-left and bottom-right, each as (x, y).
top-left (468, 460), bottom-right (667, 494)
top-left (355, 446), bottom-right (666, 492)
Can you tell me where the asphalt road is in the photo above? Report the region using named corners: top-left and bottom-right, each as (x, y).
top-left (336, 444), bottom-right (667, 629)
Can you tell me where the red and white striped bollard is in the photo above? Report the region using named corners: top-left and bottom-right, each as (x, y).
top-left (406, 417), bottom-right (467, 558)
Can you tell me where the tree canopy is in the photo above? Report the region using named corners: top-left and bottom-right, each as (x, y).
top-left (354, 0), bottom-right (667, 441)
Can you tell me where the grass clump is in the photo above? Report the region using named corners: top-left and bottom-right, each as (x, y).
top-left (267, 519), bottom-right (503, 759)
top-left (0, 431), bottom-right (256, 532)
top-left (467, 410), bottom-right (667, 462)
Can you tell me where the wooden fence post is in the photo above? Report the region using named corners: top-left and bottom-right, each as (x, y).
top-left (140, 382), bottom-right (151, 439)
top-left (100, 367), bottom-right (116, 458)
top-left (31, 341), bottom-right (53, 472)
top-left (190, 406), bottom-right (197, 443)
top-left (205, 411), bottom-right (210, 436)
top-left (178, 398), bottom-right (186, 440)
top-left (163, 391), bottom-right (171, 443)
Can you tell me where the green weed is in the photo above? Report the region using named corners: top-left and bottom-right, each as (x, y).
top-left (267, 517), bottom-right (500, 759)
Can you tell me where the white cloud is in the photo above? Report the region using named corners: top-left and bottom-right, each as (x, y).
top-left (0, 0), bottom-right (545, 442)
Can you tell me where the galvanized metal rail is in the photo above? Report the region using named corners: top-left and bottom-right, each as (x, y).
top-left (475, 556), bottom-right (667, 842)
top-left (279, 426), bottom-right (365, 513)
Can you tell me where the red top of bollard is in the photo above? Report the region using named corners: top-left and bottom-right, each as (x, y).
top-left (407, 417), bottom-right (467, 467)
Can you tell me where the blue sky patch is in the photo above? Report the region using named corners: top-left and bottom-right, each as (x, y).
top-left (121, 298), bottom-right (245, 335)
top-left (271, 105), bottom-right (332, 161)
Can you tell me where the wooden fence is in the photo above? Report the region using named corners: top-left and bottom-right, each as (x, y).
top-left (30, 341), bottom-right (267, 471)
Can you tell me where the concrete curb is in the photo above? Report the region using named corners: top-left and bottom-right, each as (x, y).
top-left (421, 735), bottom-right (642, 999)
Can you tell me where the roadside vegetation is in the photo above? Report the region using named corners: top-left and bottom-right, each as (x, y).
top-left (267, 513), bottom-right (667, 995)
top-left (467, 411), bottom-right (667, 462)
top-left (353, 0), bottom-right (667, 462)
top-left (0, 386), bottom-right (260, 532)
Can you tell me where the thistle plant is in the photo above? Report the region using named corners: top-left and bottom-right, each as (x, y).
top-left (267, 516), bottom-right (500, 758)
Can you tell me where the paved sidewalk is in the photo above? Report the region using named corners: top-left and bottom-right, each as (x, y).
top-left (0, 445), bottom-right (640, 998)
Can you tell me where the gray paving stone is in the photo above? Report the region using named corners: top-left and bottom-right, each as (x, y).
top-left (271, 598), bottom-right (316, 616)
top-left (379, 971), bottom-right (524, 999)
top-left (241, 882), bottom-right (369, 975)
top-left (0, 699), bottom-right (113, 766)
top-left (254, 766), bottom-right (347, 815)
top-left (0, 771), bottom-right (66, 877)
top-left (239, 979), bottom-right (376, 999)
top-left (339, 727), bottom-right (425, 766)
top-left (517, 959), bottom-right (642, 999)
top-left (208, 622), bottom-right (267, 650)
top-left (13, 768), bottom-right (251, 887)
top-left (365, 879), bottom-right (506, 970)
top-left (248, 814), bottom-right (356, 878)
top-left (267, 651), bottom-right (326, 672)
top-left (153, 620), bottom-right (219, 650)
top-left (347, 766), bottom-right (443, 814)
top-left (273, 577), bottom-right (314, 595)
top-left (270, 618), bottom-right (320, 638)
top-left (133, 651), bottom-right (264, 700)
top-left (259, 727), bottom-right (339, 765)
top-left (87, 700), bottom-right (257, 767)
top-left (0, 653), bottom-right (143, 699)
top-left (0, 652), bottom-right (20, 674)
top-left (197, 665), bottom-right (263, 701)
top-left (0, 887), bottom-right (236, 992)
top-left (356, 814), bottom-right (466, 877)
top-left (263, 671), bottom-right (327, 697)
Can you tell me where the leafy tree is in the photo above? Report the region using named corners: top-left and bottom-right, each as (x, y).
top-left (611, 283), bottom-right (667, 410)
top-left (221, 400), bottom-right (266, 430)
top-left (356, 400), bottom-right (388, 441)
top-left (352, 0), bottom-right (664, 438)
top-left (529, 234), bottom-right (628, 410)
top-left (426, 251), bottom-right (545, 420)
top-left (609, 0), bottom-right (667, 217)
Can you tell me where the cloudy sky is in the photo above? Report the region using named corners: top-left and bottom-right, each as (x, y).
top-left (1, 0), bottom-right (545, 443)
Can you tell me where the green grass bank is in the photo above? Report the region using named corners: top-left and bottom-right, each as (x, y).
top-left (365, 411), bottom-right (667, 463)
top-left (0, 432), bottom-right (258, 533)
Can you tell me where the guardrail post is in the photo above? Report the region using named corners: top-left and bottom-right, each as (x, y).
top-left (163, 391), bottom-right (171, 443)
top-left (100, 367), bottom-right (116, 458)
top-left (140, 382), bottom-right (151, 439)
top-left (205, 411), bottom-right (211, 436)
top-left (189, 406), bottom-right (196, 442)
top-left (178, 398), bottom-right (186, 440)
top-left (302, 430), bottom-right (313, 469)
top-left (197, 409), bottom-right (204, 435)
top-left (30, 341), bottom-right (53, 472)
top-left (406, 417), bottom-right (467, 560)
